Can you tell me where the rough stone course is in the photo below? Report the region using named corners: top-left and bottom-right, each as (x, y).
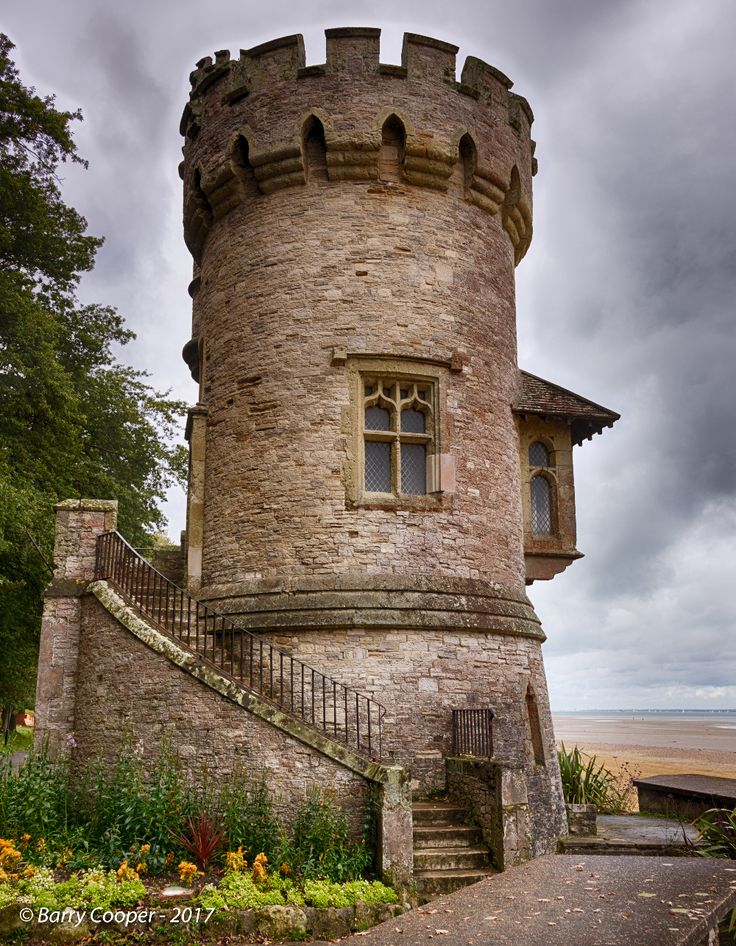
top-left (73, 593), bottom-right (369, 831)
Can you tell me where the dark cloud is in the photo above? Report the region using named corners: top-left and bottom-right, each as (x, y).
top-left (4, 0), bottom-right (735, 707)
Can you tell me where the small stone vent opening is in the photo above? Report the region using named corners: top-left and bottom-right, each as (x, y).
top-left (303, 115), bottom-right (328, 182)
top-left (379, 115), bottom-right (406, 183)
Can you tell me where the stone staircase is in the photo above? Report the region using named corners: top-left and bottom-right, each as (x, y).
top-left (95, 531), bottom-right (385, 761)
top-left (413, 799), bottom-right (495, 899)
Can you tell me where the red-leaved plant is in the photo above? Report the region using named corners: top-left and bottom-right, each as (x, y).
top-left (170, 811), bottom-right (224, 871)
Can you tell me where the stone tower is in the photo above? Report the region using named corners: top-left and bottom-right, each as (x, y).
top-left (178, 28), bottom-right (616, 856)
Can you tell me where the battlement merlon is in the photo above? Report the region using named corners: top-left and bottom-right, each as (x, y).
top-left (183, 29), bottom-right (533, 133)
top-left (180, 28), bottom-right (536, 265)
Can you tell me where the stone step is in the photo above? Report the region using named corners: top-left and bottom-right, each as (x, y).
top-left (413, 847), bottom-right (492, 871)
top-left (412, 801), bottom-right (468, 826)
top-left (413, 868), bottom-right (495, 898)
top-left (413, 825), bottom-right (483, 849)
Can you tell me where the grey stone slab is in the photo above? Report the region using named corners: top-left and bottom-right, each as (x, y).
top-left (597, 814), bottom-right (699, 844)
top-left (344, 854), bottom-right (736, 946)
top-left (635, 774), bottom-right (736, 802)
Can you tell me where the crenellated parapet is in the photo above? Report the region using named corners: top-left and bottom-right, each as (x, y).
top-left (180, 28), bottom-right (535, 266)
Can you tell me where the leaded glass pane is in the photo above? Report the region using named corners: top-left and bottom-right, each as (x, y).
top-left (365, 406), bottom-right (390, 431)
top-left (401, 408), bottom-right (425, 433)
top-left (528, 441), bottom-right (550, 467)
top-left (401, 443), bottom-right (426, 495)
top-left (530, 475), bottom-right (552, 534)
top-left (365, 441), bottom-right (391, 492)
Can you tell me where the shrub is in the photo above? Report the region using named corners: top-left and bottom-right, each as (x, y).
top-left (557, 743), bottom-right (637, 814)
top-left (0, 866), bottom-right (146, 911)
top-left (170, 811), bottom-right (224, 871)
top-left (197, 871), bottom-right (285, 910)
top-left (0, 744), bottom-right (378, 880)
top-left (0, 743), bottom-right (72, 841)
top-left (218, 773), bottom-right (283, 864)
top-left (694, 807), bottom-right (736, 859)
top-left (287, 788), bottom-right (372, 882)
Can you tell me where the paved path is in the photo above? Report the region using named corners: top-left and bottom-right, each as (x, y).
top-left (348, 855), bottom-right (736, 946)
top-left (597, 814), bottom-right (698, 844)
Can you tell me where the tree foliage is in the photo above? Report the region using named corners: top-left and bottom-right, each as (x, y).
top-left (0, 34), bottom-right (187, 707)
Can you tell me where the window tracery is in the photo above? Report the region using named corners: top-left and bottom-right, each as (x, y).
top-left (528, 440), bottom-right (555, 535)
top-left (362, 378), bottom-right (433, 496)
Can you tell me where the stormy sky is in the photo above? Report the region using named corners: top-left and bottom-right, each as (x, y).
top-left (4, 0), bottom-right (735, 710)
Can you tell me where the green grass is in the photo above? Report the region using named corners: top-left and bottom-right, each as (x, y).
top-left (0, 726), bottom-right (33, 756)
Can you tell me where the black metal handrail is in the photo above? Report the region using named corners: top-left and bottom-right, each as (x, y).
top-left (95, 531), bottom-right (385, 761)
top-left (452, 707), bottom-right (494, 758)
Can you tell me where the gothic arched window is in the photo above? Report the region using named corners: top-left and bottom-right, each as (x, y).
top-left (363, 378), bottom-right (433, 496)
top-left (530, 476), bottom-right (552, 535)
top-left (529, 441), bottom-right (555, 535)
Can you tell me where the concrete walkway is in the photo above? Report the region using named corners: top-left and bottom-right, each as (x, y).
top-left (560, 813), bottom-right (700, 856)
top-left (347, 855), bottom-right (736, 946)
top-left (597, 814), bottom-right (698, 844)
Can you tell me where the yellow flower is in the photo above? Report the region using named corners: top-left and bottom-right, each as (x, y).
top-left (0, 844), bottom-right (21, 868)
top-left (178, 861), bottom-right (200, 886)
top-left (0, 868), bottom-right (8, 884)
top-left (279, 861), bottom-right (292, 876)
top-left (251, 852), bottom-right (268, 885)
top-left (225, 846), bottom-right (247, 873)
top-left (36, 839), bottom-right (46, 853)
top-left (116, 860), bottom-right (140, 882)
top-left (139, 844), bottom-right (151, 855)
top-left (135, 862), bottom-right (148, 875)
top-left (165, 852), bottom-right (174, 867)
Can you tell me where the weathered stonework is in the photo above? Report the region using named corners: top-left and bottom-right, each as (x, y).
top-left (177, 26), bottom-right (566, 854)
top-left (33, 27), bottom-right (615, 884)
top-left (446, 758), bottom-right (539, 868)
top-left (34, 500), bottom-right (117, 758)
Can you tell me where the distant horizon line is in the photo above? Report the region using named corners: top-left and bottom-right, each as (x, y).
top-left (552, 707), bottom-right (736, 714)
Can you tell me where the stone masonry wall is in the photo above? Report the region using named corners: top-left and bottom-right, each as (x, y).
top-left (35, 500), bottom-right (117, 758)
top-left (260, 625), bottom-right (566, 850)
top-left (171, 29), bottom-right (567, 859)
top-left (181, 30), bottom-right (535, 594)
top-left (72, 595), bottom-right (369, 833)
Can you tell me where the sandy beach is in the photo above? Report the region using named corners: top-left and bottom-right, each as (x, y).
top-left (552, 713), bottom-right (736, 780)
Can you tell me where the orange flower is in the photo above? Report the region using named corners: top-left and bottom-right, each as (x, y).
top-left (178, 861), bottom-right (200, 886)
top-left (251, 852), bottom-right (268, 885)
top-left (116, 860), bottom-right (140, 882)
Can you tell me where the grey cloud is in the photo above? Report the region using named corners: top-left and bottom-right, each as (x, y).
top-left (4, 0), bottom-right (735, 707)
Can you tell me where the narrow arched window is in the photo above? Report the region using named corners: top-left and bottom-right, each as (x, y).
top-left (234, 136), bottom-right (259, 197)
top-left (379, 115), bottom-right (405, 183)
top-left (503, 164), bottom-right (521, 213)
top-left (528, 441), bottom-right (550, 467)
top-left (303, 116), bottom-right (328, 182)
top-left (459, 133), bottom-right (476, 195)
top-left (192, 168), bottom-right (212, 220)
top-left (525, 686), bottom-right (546, 765)
top-left (530, 475), bottom-right (552, 535)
